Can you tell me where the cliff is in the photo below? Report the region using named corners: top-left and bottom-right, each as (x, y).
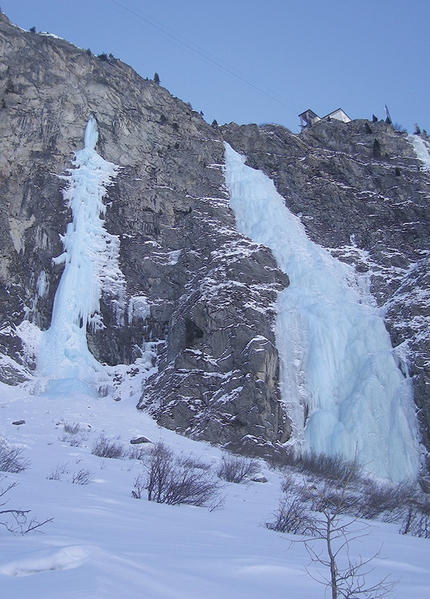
top-left (0, 12), bottom-right (289, 451)
top-left (0, 12), bottom-right (429, 474)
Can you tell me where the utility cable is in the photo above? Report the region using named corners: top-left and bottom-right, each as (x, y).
top-left (105, 0), bottom-right (300, 115)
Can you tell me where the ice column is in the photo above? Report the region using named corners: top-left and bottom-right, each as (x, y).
top-left (37, 117), bottom-right (124, 395)
top-left (224, 143), bottom-right (419, 481)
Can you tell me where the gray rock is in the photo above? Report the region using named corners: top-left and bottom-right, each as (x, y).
top-left (130, 436), bottom-right (152, 445)
top-left (250, 475), bottom-right (268, 483)
top-left (0, 13), bottom-right (289, 452)
top-left (221, 119), bottom-right (430, 467)
top-left (419, 476), bottom-right (430, 494)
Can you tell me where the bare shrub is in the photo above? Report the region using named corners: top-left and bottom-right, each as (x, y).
top-left (265, 446), bottom-right (298, 471)
top-left (178, 454), bottom-right (212, 471)
top-left (268, 473), bottom-right (396, 598)
top-left (266, 494), bottom-right (316, 535)
top-left (59, 433), bottom-right (84, 447)
top-left (358, 480), bottom-right (417, 521)
top-left (70, 469), bottom-right (93, 485)
top-left (46, 462), bottom-right (69, 481)
top-left (302, 495), bottom-right (396, 599)
top-left (280, 472), bottom-right (362, 520)
top-left (279, 463), bottom-right (426, 543)
top-left (297, 451), bottom-right (363, 483)
top-left (142, 441), bottom-right (220, 507)
top-left (128, 445), bottom-right (148, 461)
top-left (0, 440), bottom-right (30, 473)
top-left (59, 422), bottom-right (88, 447)
top-left (217, 453), bottom-right (260, 483)
top-left (145, 441), bottom-right (173, 502)
top-left (132, 473), bottom-right (145, 499)
top-left (92, 434), bottom-right (125, 459)
top-left (266, 449), bottom-right (363, 486)
top-left (63, 422), bottom-right (81, 435)
top-left (401, 508), bottom-right (430, 538)
top-left (400, 496), bottom-right (430, 538)
top-left (0, 477), bottom-right (52, 535)
top-left (280, 472), bottom-right (295, 493)
top-left (271, 446), bottom-right (428, 545)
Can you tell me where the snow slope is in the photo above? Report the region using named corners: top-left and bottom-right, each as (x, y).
top-left (0, 381), bottom-right (429, 599)
top-left (224, 143), bottom-right (419, 482)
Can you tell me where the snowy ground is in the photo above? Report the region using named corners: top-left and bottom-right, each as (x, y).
top-left (0, 381), bottom-right (429, 599)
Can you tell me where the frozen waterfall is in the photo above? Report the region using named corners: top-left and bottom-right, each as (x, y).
top-left (224, 143), bottom-right (419, 481)
top-left (37, 117), bottom-right (124, 395)
top-left (409, 134), bottom-right (430, 170)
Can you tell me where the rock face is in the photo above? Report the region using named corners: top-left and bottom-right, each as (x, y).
top-left (221, 121), bottom-right (430, 462)
top-left (0, 13), bottom-right (289, 449)
top-left (0, 12), bottom-right (429, 467)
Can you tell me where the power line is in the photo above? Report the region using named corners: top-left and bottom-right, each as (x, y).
top-left (106, 0), bottom-right (300, 115)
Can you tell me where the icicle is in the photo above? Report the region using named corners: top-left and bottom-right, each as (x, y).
top-left (36, 118), bottom-right (125, 395)
top-left (224, 142), bottom-right (419, 481)
top-left (84, 115), bottom-right (99, 150)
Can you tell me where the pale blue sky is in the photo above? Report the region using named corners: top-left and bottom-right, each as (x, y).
top-left (2, 0), bottom-right (429, 132)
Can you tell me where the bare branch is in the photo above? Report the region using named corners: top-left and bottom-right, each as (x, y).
top-left (267, 454), bottom-right (397, 599)
top-left (24, 517), bottom-right (54, 534)
top-left (0, 479), bottom-right (53, 535)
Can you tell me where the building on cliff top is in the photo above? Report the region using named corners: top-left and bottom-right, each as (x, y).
top-left (299, 107), bottom-right (351, 129)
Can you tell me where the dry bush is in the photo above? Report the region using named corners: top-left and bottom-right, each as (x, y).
top-left (0, 439), bottom-right (30, 473)
top-left (128, 445), bottom-right (148, 461)
top-left (401, 508), bottom-right (430, 538)
top-left (59, 422), bottom-right (89, 447)
top-left (92, 433), bottom-right (125, 459)
top-left (0, 477), bottom-right (52, 535)
top-left (279, 463), bottom-right (428, 542)
top-left (265, 449), bottom-right (362, 485)
top-left (132, 473), bottom-right (146, 499)
top-left (178, 454), bottom-right (212, 471)
top-left (297, 451), bottom-right (363, 483)
top-left (217, 453), bottom-right (260, 483)
top-left (270, 446), bottom-right (429, 545)
top-left (268, 474), bottom-right (396, 598)
top-left (70, 469), bottom-right (93, 485)
top-left (59, 433), bottom-right (84, 447)
top-left (400, 495), bottom-right (430, 538)
top-left (46, 462), bottom-right (69, 481)
top-left (63, 422), bottom-right (81, 435)
top-left (266, 494), bottom-right (316, 535)
top-left (357, 480), bottom-right (417, 521)
top-left (139, 441), bottom-right (220, 507)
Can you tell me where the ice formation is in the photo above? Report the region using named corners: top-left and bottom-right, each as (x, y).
top-left (37, 117), bottom-right (124, 395)
top-left (224, 143), bottom-right (419, 481)
top-left (410, 134), bottom-right (430, 170)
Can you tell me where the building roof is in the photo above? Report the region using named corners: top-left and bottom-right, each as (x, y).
top-left (298, 108), bottom-right (319, 120)
top-left (323, 108), bottom-right (351, 123)
top-left (299, 107), bottom-right (351, 127)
